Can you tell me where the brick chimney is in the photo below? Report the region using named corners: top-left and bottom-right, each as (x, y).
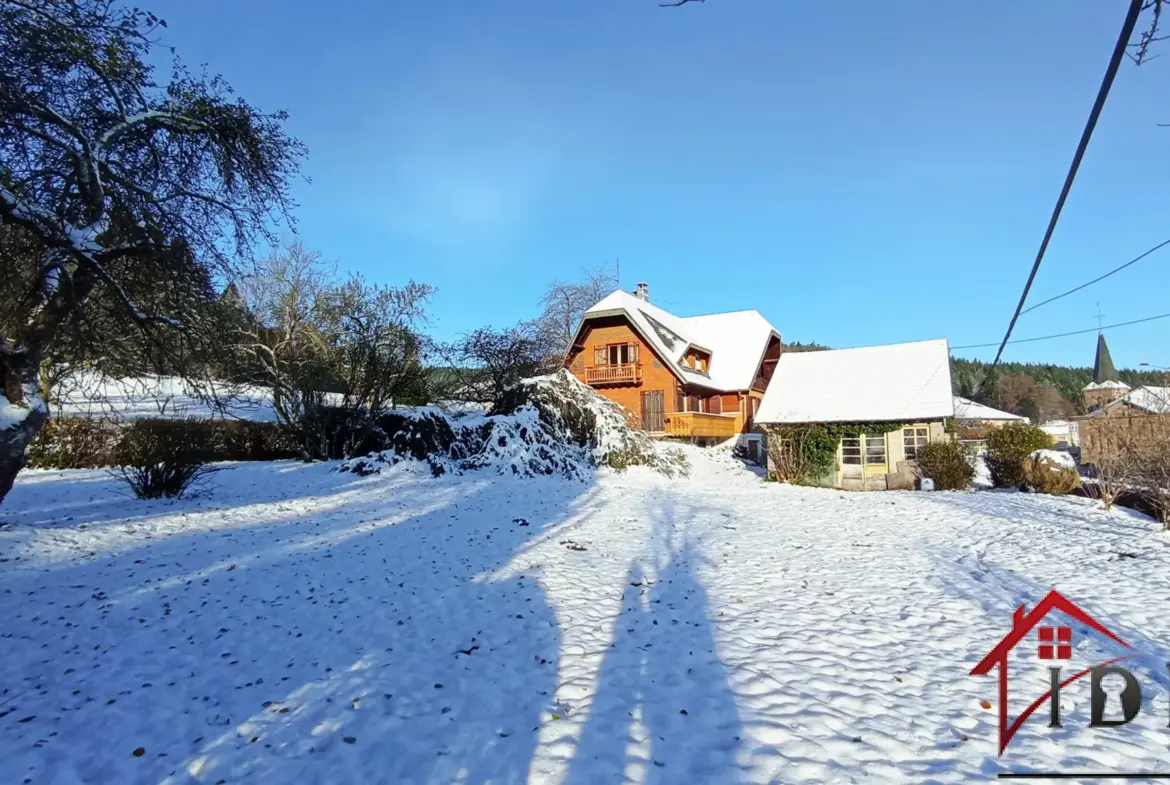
top-left (634, 282), bottom-right (650, 302)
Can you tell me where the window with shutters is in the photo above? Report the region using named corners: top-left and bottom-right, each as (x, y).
top-left (604, 343), bottom-right (639, 365)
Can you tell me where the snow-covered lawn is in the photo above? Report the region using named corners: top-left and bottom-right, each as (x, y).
top-left (3, 450), bottom-right (1170, 783)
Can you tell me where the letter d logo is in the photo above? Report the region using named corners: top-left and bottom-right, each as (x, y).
top-left (1090, 666), bottom-right (1141, 726)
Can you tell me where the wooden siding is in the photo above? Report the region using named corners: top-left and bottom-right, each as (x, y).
top-left (565, 314), bottom-right (759, 435)
top-left (566, 316), bottom-right (679, 421)
top-left (664, 411), bottom-right (739, 438)
top-left (751, 335), bottom-right (782, 393)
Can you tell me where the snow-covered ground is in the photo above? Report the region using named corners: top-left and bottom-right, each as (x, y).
top-left (3, 449), bottom-right (1170, 783)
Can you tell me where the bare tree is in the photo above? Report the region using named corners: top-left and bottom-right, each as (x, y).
top-left (996, 374), bottom-right (1037, 417)
top-left (1032, 384), bottom-right (1075, 423)
top-left (233, 243), bottom-right (434, 458)
top-left (535, 267), bottom-right (617, 367)
top-left (448, 323), bottom-right (545, 408)
top-left (0, 0), bottom-right (304, 501)
top-left (325, 274), bottom-right (433, 414)
top-left (233, 242), bottom-right (335, 454)
top-left (1134, 437), bottom-right (1170, 526)
top-left (1087, 429), bottom-right (1141, 511)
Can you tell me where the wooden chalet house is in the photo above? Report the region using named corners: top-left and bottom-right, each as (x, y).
top-left (564, 283), bottom-right (781, 449)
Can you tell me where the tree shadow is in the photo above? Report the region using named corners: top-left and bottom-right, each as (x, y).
top-left (0, 460), bottom-right (599, 784)
top-left (565, 505), bottom-right (746, 783)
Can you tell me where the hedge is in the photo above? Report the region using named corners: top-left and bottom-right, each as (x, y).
top-left (26, 417), bottom-right (300, 469)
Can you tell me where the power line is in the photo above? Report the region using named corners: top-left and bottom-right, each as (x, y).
top-left (953, 311), bottom-right (1170, 350)
top-left (1019, 237), bottom-right (1170, 315)
top-left (992, 0), bottom-right (1145, 365)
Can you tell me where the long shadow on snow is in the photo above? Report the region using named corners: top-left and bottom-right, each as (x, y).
top-left (565, 499), bottom-right (746, 784)
top-left (0, 460), bottom-right (600, 785)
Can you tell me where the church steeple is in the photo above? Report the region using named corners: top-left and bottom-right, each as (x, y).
top-left (1082, 332), bottom-right (1129, 411)
top-left (1092, 332), bottom-right (1120, 384)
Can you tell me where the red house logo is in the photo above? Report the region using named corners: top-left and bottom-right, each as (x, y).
top-left (970, 589), bottom-right (1136, 754)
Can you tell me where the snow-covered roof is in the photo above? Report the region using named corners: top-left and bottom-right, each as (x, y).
top-left (680, 310), bottom-right (779, 391)
top-left (1104, 385), bottom-right (1170, 415)
top-left (1082, 380), bottom-right (1130, 391)
top-left (580, 290), bottom-right (779, 392)
top-left (953, 396), bottom-right (1025, 422)
top-left (755, 339), bottom-right (954, 425)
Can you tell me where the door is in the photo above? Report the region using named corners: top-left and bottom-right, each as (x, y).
top-left (840, 434), bottom-right (889, 490)
top-left (862, 434), bottom-right (889, 490)
top-left (641, 390), bottom-right (665, 433)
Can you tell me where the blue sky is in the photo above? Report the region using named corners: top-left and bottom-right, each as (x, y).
top-left (149, 0), bottom-right (1170, 369)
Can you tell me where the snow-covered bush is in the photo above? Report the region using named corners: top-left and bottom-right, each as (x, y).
top-left (985, 422), bottom-right (1053, 488)
top-left (113, 420), bottom-right (217, 499)
top-left (1023, 449), bottom-right (1080, 496)
top-left (340, 370), bottom-right (685, 480)
top-left (913, 440), bottom-right (975, 491)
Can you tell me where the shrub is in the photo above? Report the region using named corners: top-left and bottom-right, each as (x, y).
top-left (985, 422), bottom-right (1052, 488)
top-left (1022, 449), bottom-right (1080, 495)
top-left (1132, 438), bottom-right (1170, 526)
top-left (26, 417), bottom-right (120, 469)
top-left (913, 440), bottom-right (975, 491)
top-left (212, 420), bottom-right (300, 462)
top-left (113, 419), bottom-right (217, 499)
top-left (28, 417), bottom-right (298, 468)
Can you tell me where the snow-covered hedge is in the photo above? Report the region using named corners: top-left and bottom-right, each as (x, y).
top-left (340, 370), bottom-right (686, 480)
top-left (1023, 449), bottom-right (1080, 495)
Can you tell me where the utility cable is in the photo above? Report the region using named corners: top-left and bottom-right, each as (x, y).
top-left (992, 0), bottom-right (1145, 364)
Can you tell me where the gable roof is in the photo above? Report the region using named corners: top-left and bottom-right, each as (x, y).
top-left (1097, 385), bottom-right (1170, 416)
top-left (680, 310), bottom-right (780, 391)
top-left (578, 290), bottom-right (779, 392)
top-left (953, 396), bottom-right (1025, 422)
top-left (755, 339), bottom-right (954, 425)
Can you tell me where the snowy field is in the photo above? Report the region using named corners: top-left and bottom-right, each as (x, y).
top-left (3, 449), bottom-right (1170, 783)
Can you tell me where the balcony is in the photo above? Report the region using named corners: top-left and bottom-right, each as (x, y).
top-left (663, 411), bottom-right (740, 439)
top-left (585, 363), bottom-right (642, 386)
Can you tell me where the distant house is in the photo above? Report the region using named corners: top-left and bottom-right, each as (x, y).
top-left (1093, 385), bottom-right (1170, 417)
top-left (564, 283), bottom-right (781, 453)
top-left (1075, 333), bottom-right (1169, 464)
top-left (952, 397), bottom-right (1025, 427)
top-left (754, 339), bottom-right (954, 490)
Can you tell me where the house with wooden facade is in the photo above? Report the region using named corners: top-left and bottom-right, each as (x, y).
top-left (755, 339), bottom-right (955, 490)
top-left (563, 284), bottom-right (781, 453)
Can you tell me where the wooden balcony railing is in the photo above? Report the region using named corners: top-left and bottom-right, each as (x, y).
top-left (663, 411), bottom-right (740, 438)
top-left (585, 363), bottom-right (642, 386)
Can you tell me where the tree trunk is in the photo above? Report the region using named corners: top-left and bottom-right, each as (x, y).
top-left (0, 399), bottom-right (47, 503)
top-left (0, 355), bottom-right (49, 504)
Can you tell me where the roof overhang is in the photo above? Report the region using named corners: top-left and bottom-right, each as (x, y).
top-left (566, 310), bottom-right (691, 386)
